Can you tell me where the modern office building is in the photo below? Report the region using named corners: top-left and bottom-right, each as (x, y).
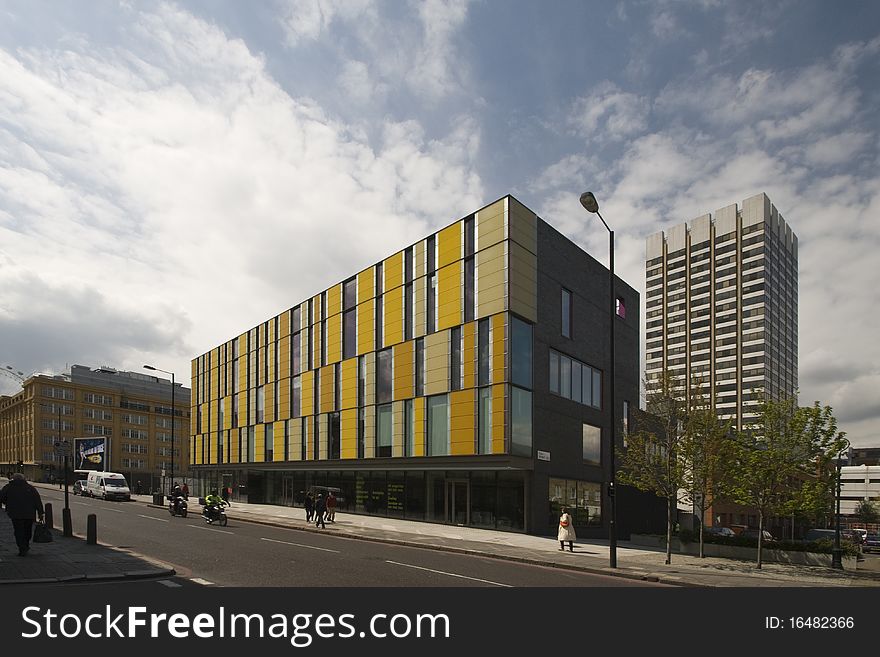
top-left (0, 365), bottom-right (190, 489)
top-left (839, 463), bottom-right (880, 517)
top-left (645, 193), bottom-right (798, 431)
top-left (191, 195), bottom-right (664, 536)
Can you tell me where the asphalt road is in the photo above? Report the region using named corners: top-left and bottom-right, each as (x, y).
top-left (38, 489), bottom-right (667, 588)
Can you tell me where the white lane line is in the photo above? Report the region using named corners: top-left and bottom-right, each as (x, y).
top-left (385, 560), bottom-right (513, 587)
top-left (97, 507), bottom-right (124, 513)
top-left (137, 514), bottom-right (169, 523)
top-left (191, 578), bottom-right (215, 586)
top-left (158, 580), bottom-right (182, 588)
top-left (260, 537), bottom-right (340, 553)
top-left (187, 524), bottom-right (234, 535)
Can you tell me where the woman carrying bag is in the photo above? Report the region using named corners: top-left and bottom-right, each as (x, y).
top-left (558, 507), bottom-right (576, 552)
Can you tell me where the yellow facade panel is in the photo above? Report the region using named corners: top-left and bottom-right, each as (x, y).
top-left (319, 365), bottom-right (335, 414)
top-left (476, 199), bottom-right (505, 251)
top-left (357, 299), bottom-right (375, 356)
top-left (449, 389), bottom-right (475, 456)
top-left (413, 397), bottom-right (425, 457)
top-left (278, 377), bottom-right (290, 420)
top-left (280, 309), bottom-right (290, 339)
top-left (437, 260), bottom-right (462, 330)
top-left (508, 196), bottom-right (537, 254)
top-left (341, 408), bottom-right (358, 459)
top-left (278, 335), bottom-right (290, 380)
top-left (384, 285), bottom-right (404, 346)
top-left (492, 313), bottom-right (506, 384)
top-left (415, 239), bottom-right (426, 279)
top-left (265, 383), bottom-right (275, 422)
top-left (384, 251), bottom-right (403, 292)
top-left (312, 294), bottom-right (322, 324)
top-left (318, 414), bottom-right (328, 461)
top-left (222, 395), bottom-right (232, 431)
top-left (492, 384), bottom-right (506, 454)
top-left (364, 352), bottom-right (376, 407)
top-left (230, 429), bottom-right (240, 463)
top-left (363, 405), bottom-right (375, 459)
top-left (423, 330), bottom-right (450, 395)
top-left (254, 423), bottom-right (265, 462)
top-left (274, 421), bottom-right (285, 461)
top-left (437, 221), bottom-right (461, 269)
top-left (392, 400), bottom-right (404, 457)
top-left (327, 283), bottom-right (342, 318)
top-left (393, 341), bottom-right (414, 400)
top-left (509, 240), bottom-right (538, 323)
top-left (414, 274), bottom-right (426, 338)
top-left (357, 267), bottom-right (375, 304)
top-left (327, 312), bottom-right (342, 364)
top-left (340, 357), bottom-right (358, 410)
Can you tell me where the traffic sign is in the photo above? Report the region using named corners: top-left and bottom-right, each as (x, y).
top-left (54, 441), bottom-right (71, 454)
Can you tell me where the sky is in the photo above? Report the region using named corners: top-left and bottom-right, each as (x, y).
top-left (0, 0), bottom-right (878, 446)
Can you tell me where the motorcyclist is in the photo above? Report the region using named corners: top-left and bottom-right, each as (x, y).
top-left (169, 482), bottom-right (186, 515)
top-left (203, 490), bottom-right (227, 521)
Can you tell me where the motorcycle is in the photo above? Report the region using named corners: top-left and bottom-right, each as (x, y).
top-left (202, 503), bottom-right (228, 527)
top-left (167, 495), bottom-right (188, 518)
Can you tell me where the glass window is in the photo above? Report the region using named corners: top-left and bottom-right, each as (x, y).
top-left (405, 282), bottom-right (413, 340)
top-left (292, 305), bottom-right (301, 333)
top-left (478, 318), bottom-right (490, 385)
top-left (427, 394), bottom-right (448, 456)
top-left (583, 423), bottom-right (601, 465)
top-left (376, 294), bottom-right (384, 349)
top-left (592, 369), bottom-right (602, 409)
top-left (510, 387), bottom-right (532, 456)
top-left (511, 317), bottom-right (532, 389)
top-left (377, 348), bottom-right (392, 404)
top-left (464, 257), bottom-right (475, 322)
top-left (427, 274), bottom-right (436, 334)
top-left (405, 246), bottom-right (414, 282)
top-left (256, 387), bottom-right (265, 423)
top-left (292, 332), bottom-right (301, 375)
top-left (582, 366), bottom-right (592, 406)
top-left (562, 288), bottom-right (572, 338)
top-left (478, 387), bottom-right (492, 454)
top-left (415, 338), bottom-right (424, 397)
top-left (343, 309), bottom-right (356, 360)
top-left (571, 361), bottom-right (582, 403)
top-left (549, 351), bottom-right (560, 394)
top-left (427, 235), bottom-right (435, 273)
top-left (357, 356), bottom-right (365, 406)
top-left (450, 326), bottom-right (461, 391)
top-left (344, 278), bottom-right (357, 311)
top-left (377, 404), bottom-right (392, 458)
top-left (329, 412), bottom-right (340, 459)
top-left (376, 262), bottom-right (383, 295)
top-left (464, 215), bottom-right (475, 256)
top-left (560, 356), bottom-right (571, 399)
top-left (357, 407), bottom-right (365, 459)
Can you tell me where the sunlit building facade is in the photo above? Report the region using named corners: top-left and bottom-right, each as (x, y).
top-left (191, 195), bottom-right (659, 536)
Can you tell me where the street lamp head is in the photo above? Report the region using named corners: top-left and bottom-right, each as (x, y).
top-left (143, 365), bottom-right (156, 371)
top-left (579, 191), bottom-right (599, 214)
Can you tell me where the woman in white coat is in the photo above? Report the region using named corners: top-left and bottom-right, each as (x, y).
top-left (558, 507), bottom-right (576, 552)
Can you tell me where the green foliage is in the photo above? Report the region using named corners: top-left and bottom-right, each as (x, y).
top-left (855, 499), bottom-right (880, 524)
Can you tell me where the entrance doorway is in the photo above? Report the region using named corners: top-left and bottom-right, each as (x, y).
top-left (446, 480), bottom-right (469, 526)
top-left (281, 476), bottom-right (295, 506)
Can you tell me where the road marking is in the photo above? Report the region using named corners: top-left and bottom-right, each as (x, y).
top-left (137, 514), bottom-right (169, 523)
top-left (97, 507), bottom-right (124, 513)
top-left (191, 578), bottom-right (215, 586)
top-left (260, 537), bottom-right (340, 553)
top-left (384, 560), bottom-right (513, 587)
top-left (158, 580), bottom-right (182, 588)
top-left (187, 524), bottom-right (234, 535)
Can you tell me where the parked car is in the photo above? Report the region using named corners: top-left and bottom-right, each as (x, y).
top-left (863, 534), bottom-right (880, 553)
top-left (73, 479), bottom-right (88, 496)
top-left (804, 528), bottom-right (837, 542)
top-left (850, 528), bottom-right (867, 545)
top-left (704, 526), bottom-right (735, 538)
top-left (740, 529), bottom-right (775, 542)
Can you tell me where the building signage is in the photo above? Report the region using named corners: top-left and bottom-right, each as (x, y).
top-left (73, 437), bottom-right (107, 471)
top-left (537, 450), bottom-right (551, 462)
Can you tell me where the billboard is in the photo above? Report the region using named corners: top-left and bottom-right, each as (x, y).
top-left (73, 437), bottom-right (108, 471)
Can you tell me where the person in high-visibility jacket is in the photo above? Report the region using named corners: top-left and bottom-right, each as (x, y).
top-left (203, 490), bottom-right (227, 522)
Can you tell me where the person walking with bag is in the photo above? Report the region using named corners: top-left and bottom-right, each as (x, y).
top-left (0, 473), bottom-right (45, 556)
top-left (558, 507), bottom-right (576, 552)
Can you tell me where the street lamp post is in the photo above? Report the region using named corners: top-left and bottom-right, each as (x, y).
top-left (579, 191), bottom-right (617, 569)
top-left (831, 438), bottom-right (852, 570)
top-left (144, 365), bottom-right (175, 495)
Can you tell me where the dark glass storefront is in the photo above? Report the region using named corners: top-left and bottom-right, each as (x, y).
top-left (196, 468), bottom-right (526, 532)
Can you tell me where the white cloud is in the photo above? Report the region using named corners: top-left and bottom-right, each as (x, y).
top-left (0, 3), bottom-right (482, 393)
top-left (568, 82), bottom-right (649, 142)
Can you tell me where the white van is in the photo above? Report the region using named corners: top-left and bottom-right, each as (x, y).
top-left (86, 471), bottom-right (131, 501)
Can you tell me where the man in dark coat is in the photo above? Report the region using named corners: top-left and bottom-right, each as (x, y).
top-left (0, 473), bottom-right (45, 556)
top-left (314, 493), bottom-right (326, 529)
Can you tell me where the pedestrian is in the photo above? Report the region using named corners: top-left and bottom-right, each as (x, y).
top-left (558, 507), bottom-right (576, 552)
top-left (0, 473), bottom-right (45, 557)
top-left (136, 480), bottom-right (143, 495)
top-left (314, 493), bottom-right (326, 529)
top-left (304, 492), bottom-right (314, 523)
top-left (181, 481), bottom-right (189, 499)
top-left (326, 491), bottom-right (337, 523)
top-left (222, 486), bottom-right (231, 506)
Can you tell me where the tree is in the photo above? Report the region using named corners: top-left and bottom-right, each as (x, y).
top-left (618, 370), bottom-right (686, 565)
top-left (855, 499), bottom-right (879, 526)
top-left (732, 396), bottom-right (846, 569)
top-left (679, 378), bottom-right (736, 558)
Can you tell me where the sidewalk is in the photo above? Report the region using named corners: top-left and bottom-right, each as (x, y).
top-left (143, 492), bottom-right (880, 588)
top-left (0, 507), bottom-right (175, 585)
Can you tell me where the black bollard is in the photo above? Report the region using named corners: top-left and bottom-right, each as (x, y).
top-left (86, 514), bottom-right (97, 545)
top-left (44, 503), bottom-right (54, 530)
top-left (62, 507), bottom-right (73, 537)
